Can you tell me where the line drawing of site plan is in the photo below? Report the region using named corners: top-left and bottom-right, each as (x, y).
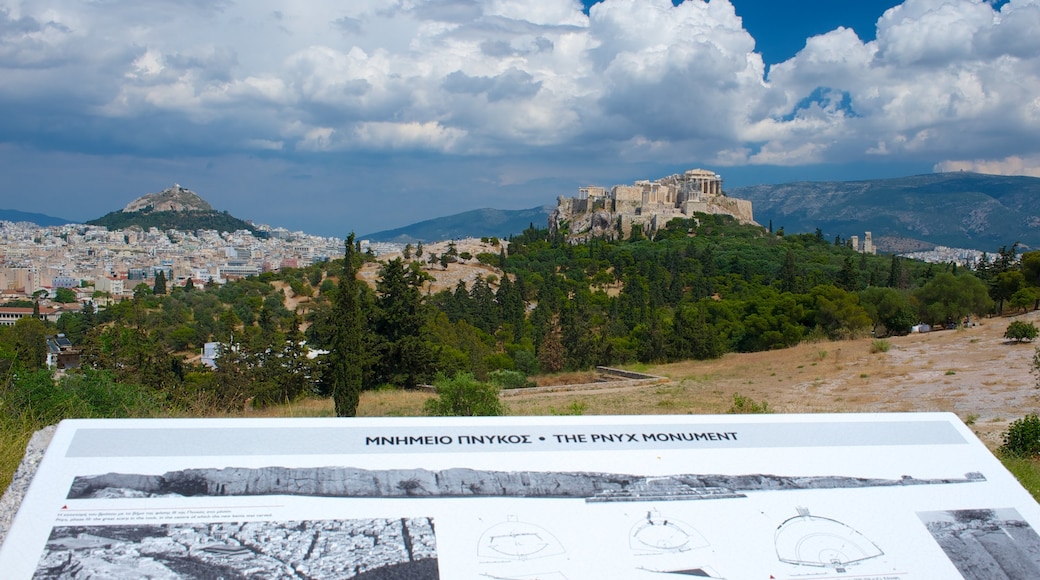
top-left (478, 516), bottom-right (565, 562)
top-left (630, 509), bottom-right (709, 555)
top-left (477, 516), bottom-right (567, 580)
top-left (774, 507), bottom-right (883, 573)
top-left (630, 508), bottom-right (724, 578)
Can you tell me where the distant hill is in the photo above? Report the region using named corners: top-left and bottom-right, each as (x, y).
top-left (363, 206), bottom-right (554, 243)
top-left (0, 209), bottom-right (73, 227)
top-left (88, 184), bottom-right (256, 234)
top-left (730, 172), bottom-right (1040, 252)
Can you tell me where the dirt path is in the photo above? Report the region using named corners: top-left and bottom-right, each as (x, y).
top-left (505, 311), bottom-right (1040, 449)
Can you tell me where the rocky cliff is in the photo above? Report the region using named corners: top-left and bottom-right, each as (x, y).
top-left (122, 184), bottom-right (213, 213)
top-left (87, 185), bottom-right (256, 233)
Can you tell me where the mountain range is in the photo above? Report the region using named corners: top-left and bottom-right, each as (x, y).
top-left (361, 206), bottom-right (553, 243)
top-left (4, 172), bottom-right (1040, 252)
top-left (730, 172), bottom-right (1040, 252)
top-left (0, 209), bottom-right (73, 227)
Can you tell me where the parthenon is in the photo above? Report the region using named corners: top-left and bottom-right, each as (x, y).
top-left (551, 169), bottom-right (755, 242)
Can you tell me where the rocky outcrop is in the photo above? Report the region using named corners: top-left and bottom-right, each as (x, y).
top-left (123, 184), bottom-right (213, 213)
top-left (550, 169), bottom-right (756, 242)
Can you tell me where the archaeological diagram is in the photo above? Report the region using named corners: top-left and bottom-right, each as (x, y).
top-left (478, 516), bottom-right (565, 562)
top-left (477, 516), bottom-right (567, 579)
top-left (630, 509), bottom-right (708, 555)
top-left (774, 507), bottom-right (883, 572)
top-left (629, 509), bottom-right (723, 578)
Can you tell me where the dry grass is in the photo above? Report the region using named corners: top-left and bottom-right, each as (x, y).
top-left (251, 311), bottom-right (1040, 452)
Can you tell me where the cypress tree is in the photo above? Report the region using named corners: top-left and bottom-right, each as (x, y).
top-left (330, 233), bottom-right (365, 416)
top-left (153, 270), bottom-right (167, 295)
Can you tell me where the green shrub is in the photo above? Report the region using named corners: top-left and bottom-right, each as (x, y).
top-left (423, 373), bottom-right (505, 416)
top-left (488, 369), bottom-right (534, 390)
top-left (870, 339), bottom-right (891, 353)
top-left (1005, 320), bottom-right (1039, 342)
top-left (726, 393), bottom-right (773, 414)
top-left (1000, 414), bottom-right (1040, 457)
top-left (483, 353), bottom-right (515, 372)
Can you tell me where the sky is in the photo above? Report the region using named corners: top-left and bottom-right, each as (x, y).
top-left (0, 0), bottom-right (1036, 237)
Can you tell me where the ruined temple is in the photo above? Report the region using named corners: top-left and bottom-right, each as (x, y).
top-left (550, 169), bottom-right (756, 242)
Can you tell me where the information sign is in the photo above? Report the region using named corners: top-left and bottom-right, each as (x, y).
top-left (1, 413), bottom-right (1037, 579)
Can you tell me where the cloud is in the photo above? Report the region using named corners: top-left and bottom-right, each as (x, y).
top-left (935, 155), bottom-right (1040, 178)
top-left (1, 0), bottom-right (1040, 232)
top-left (442, 67), bottom-right (542, 102)
top-left (756, 0), bottom-right (1040, 165)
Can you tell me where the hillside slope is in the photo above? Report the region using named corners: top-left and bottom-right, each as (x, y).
top-left (0, 209), bottom-right (73, 227)
top-left (87, 184), bottom-right (255, 233)
top-left (730, 172), bottom-right (1040, 251)
top-left (363, 206), bottom-right (552, 243)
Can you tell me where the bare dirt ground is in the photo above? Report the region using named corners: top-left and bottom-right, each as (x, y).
top-left (504, 311), bottom-right (1040, 450)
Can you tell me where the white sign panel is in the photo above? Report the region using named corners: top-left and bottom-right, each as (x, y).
top-left (1, 413), bottom-right (1038, 579)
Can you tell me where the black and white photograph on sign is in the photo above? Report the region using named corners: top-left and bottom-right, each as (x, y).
top-left (919, 508), bottom-right (1040, 580)
top-left (33, 518), bottom-right (439, 580)
top-left (65, 465), bottom-right (988, 501)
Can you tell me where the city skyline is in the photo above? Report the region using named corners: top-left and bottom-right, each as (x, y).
top-left (0, 0), bottom-right (1034, 237)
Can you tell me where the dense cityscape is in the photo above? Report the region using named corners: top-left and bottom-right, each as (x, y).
top-left (0, 220), bottom-right (349, 315)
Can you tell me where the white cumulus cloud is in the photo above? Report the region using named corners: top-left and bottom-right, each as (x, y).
top-left (0, 0), bottom-right (1038, 179)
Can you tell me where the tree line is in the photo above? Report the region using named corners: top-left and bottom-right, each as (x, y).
top-left (1, 213), bottom-right (1018, 422)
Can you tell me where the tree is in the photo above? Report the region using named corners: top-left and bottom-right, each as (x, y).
top-left (423, 372), bottom-right (504, 416)
top-left (537, 315), bottom-right (565, 373)
top-left (991, 270), bottom-right (1024, 314)
top-left (779, 249), bottom-right (798, 293)
top-left (8, 316), bottom-right (48, 370)
top-left (374, 257), bottom-right (435, 389)
top-left (858, 287), bottom-right (916, 336)
top-left (1010, 287), bottom-right (1040, 314)
top-left (328, 233), bottom-right (366, 416)
top-left (153, 270), bottom-right (167, 295)
top-left (836, 256), bottom-right (860, 291)
top-left (915, 272), bottom-right (993, 326)
top-left (811, 285), bottom-right (872, 340)
top-left (54, 287), bottom-right (78, 303)
top-left (887, 255), bottom-right (906, 289)
top-left (672, 303), bottom-right (723, 360)
top-left (1005, 320), bottom-right (1039, 342)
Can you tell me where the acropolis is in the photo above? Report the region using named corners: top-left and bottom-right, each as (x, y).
top-left (550, 169), bottom-right (756, 242)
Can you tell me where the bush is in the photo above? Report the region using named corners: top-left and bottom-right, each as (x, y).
top-left (726, 393), bottom-right (773, 414)
top-left (423, 373), bottom-right (505, 416)
top-left (1005, 320), bottom-right (1039, 342)
top-left (1000, 414), bottom-right (1040, 457)
top-left (870, 339), bottom-right (891, 353)
top-left (483, 353), bottom-right (515, 372)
